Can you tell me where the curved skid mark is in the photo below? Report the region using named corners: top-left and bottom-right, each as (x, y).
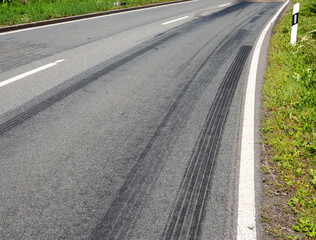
top-left (162, 46), bottom-right (252, 240)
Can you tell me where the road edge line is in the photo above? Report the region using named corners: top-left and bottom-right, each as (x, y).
top-left (237, 1), bottom-right (290, 239)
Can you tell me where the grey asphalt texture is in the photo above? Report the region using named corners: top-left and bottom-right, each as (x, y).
top-left (0, 1), bottom-right (284, 239)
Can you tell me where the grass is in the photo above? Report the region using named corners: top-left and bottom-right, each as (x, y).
top-left (261, 0), bottom-right (316, 238)
top-left (0, 0), bottom-right (177, 26)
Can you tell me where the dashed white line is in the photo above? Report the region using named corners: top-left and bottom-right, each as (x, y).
top-left (237, 0), bottom-right (290, 239)
top-left (162, 16), bottom-right (189, 25)
top-left (219, 3), bottom-right (232, 7)
top-left (0, 59), bottom-right (65, 88)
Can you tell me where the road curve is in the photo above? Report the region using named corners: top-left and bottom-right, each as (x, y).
top-left (0, 1), bottom-right (284, 239)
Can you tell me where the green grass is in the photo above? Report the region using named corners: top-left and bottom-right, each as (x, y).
top-left (0, 0), bottom-right (176, 26)
top-left (262, 0), bottom-right (316, 238)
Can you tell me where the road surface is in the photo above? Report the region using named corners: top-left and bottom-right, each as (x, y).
top-left (0, 0), bottom-right (284, 239)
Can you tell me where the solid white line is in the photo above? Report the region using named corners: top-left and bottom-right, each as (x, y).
top-left (0, 60), bottom-right (65, 88)
top-left (162, 16), bottom-right (189, 25)
top-left (237, 0), bottom-right (290, 239)
top-left (219, 3), bottom-right (231, 7)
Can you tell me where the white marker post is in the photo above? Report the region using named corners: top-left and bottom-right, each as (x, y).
top-left (291, 3), bottom-right (300, 45)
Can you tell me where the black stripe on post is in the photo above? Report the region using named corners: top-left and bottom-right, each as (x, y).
top-left (292, 13), bottom-right (299, 26)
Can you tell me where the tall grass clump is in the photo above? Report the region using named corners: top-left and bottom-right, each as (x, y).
top-left (262, 0), bottom-right (315, 238)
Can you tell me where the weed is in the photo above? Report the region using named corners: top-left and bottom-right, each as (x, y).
top-left (262, 164), bottom-right (270, 174)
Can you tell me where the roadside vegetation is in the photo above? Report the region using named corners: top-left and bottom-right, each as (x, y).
top-left (261, 0), bottom-right (315, 239)
top-left (0, 0), bottom-right (176, 26)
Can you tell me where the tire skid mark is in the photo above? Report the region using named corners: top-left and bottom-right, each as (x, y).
top-left (162, 46), bottom-right (252, 240)
top-left (0, 32), bottom-right (179, 135)
top-left (89, 31), bottom-right (248, 240)
top-left (0, 1), bottom-right (265, 135)
top-left (0, 42), bottom-right (48, 73)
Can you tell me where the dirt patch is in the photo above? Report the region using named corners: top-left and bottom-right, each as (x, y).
top-left (280, 1), bottom-right (293, 18)
top-left (260, 143), bottom-right (305, 239)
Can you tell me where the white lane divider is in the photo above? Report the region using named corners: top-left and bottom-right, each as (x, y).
top-left (0, 59), bottom-right (65, 88)
top-left (219, 3), bottom-right (231, 7)
top-left (237, 0), bottom-right (290, 239)
top-left (162, 16), bottom-right (189, 25)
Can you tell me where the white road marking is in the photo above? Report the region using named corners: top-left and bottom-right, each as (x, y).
top-left (0, 1), bottom-right (196, 36)
top-left (219, 3), bottom-right (231, 7)
top-left (237, 0), bottom-right (290, 239)
top-left (0, 60), bottom-right (65, 88)
top-left (162, 16), bottom-right (189, 25)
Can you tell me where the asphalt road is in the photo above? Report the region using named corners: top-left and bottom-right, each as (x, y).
top-left (0, 0), bottom-right (284, 239)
